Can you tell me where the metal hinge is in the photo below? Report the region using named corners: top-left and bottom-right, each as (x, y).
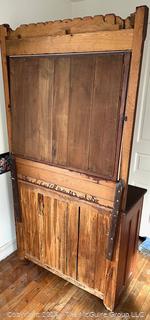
top-left (8, 153), bottom-right (22, 222)
top-left (122, 114), bottom-right (128, 124)
top-left (106, 180), bottom-right (124, 261)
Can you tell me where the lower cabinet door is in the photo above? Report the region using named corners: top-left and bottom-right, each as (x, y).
top-left (18, 180), bottom-right (111, 294)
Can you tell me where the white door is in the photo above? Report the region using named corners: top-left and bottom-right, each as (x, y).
top-left (129, 23), bottom-right (150, 238)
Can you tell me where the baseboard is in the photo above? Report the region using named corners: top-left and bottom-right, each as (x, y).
top-left (0, 239), bottom-right (17, 261)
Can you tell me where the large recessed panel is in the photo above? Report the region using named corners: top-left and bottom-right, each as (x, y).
top-left (9, 52), bottom-right (130, 180)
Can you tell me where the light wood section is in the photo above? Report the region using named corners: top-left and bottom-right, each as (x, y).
top-left (6, 13), bottom-right (135, 40)
top-left (16, 157), bottom-right (116, 208)
top-left (6, 29), bottom-right (133, 56)
top-left (78, 204), bottom-right (110, 293)
top-left (7, 183), bottom-right (147, 311)
top-left (0, 26), bottom-right (12, 149)
top-left (120, 6), bottom-right (148, 209)
top-left (18, 181), bottom-right (111, 297)
top-left (19, 182), bottom-right (80, 278)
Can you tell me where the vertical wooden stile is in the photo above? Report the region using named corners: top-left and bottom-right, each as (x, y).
top-left (120, 6), bottom-right (148, 209)
top-left (0, 26), bottom-right (12, 149)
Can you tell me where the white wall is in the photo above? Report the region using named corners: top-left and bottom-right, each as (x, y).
top-left (0, 49), bottom-right (16, 260)
top-left (71, 0), bottom-right (150, 18)
top-left (0, 0), bottom-right (72, 261)
top-left (0, 0), bottom-right (71, 28)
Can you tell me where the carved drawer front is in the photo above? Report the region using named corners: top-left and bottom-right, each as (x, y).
top-left (19, 181), bottom-right (111, 293)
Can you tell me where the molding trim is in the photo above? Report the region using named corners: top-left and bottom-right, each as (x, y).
top-left (0, 239), bottom-right (17, 261)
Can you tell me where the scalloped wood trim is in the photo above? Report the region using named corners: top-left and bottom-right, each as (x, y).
top-left (6, 12), bottom-right (135, 40)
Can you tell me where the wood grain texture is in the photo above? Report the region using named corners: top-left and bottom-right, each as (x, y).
top-left (6, 30), bottom-right (134, 56)
top-left (16, 157), bottom-right (116, 208)
top-left (78, 204), bottom-right (110, 292)
top-left (52, 56), bottom-right (70, 165)
top-left (0, 251), bottom-right (149, 318)
top-left (19, 181), bottom-right (79, 279)
top-left (10, 52), bottom-right (130, 181)
top-left (6, 11), bottom-right (136, 41)
top-left (67, 55), bottom-right (95, 171)
top-left (15, 181), bottom-right (145, 311)
top-left (1, 6), bottom-right (148, 314)
top-left (104, 196), bottom-right (144, 311)
top-left (120, 6), bottom-right (149, 209)
top-left (10, 56), bottom-right (54, 160)
top-left (88, 53), bottom-right (129, 178)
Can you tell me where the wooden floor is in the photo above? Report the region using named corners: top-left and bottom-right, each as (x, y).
top-left (0, 251), bottom-right (149, 320)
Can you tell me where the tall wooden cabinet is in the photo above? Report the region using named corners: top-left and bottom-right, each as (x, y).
top-left (0, 6), bottom-right (148, 310)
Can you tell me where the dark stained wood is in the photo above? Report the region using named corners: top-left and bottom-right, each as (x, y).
top-left (10, 58), bottom-right (26, 155)
top-left (10, 56), bottom-right (54, 161)
top-left (9, 52), bottom-right (130, 180)
top-left (67, 55), bottom-right (95, 171)
top-left (89, 53), bottom-right (128, 178)
top-left (52, 56), bottom-right (70, 165)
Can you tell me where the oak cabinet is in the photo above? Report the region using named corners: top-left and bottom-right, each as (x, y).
top-left (0, 5), bottom-right (148, 310)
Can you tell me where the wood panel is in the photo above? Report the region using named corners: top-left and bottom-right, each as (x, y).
top-left (9, 52), bottom-right (130, 180)
top-left (19, 181), bottom-right (111, 295)
top-left (52, 57), bottom-right (70, 165)
top-left (78, 204), bottom-right (110, 293)
top-left (19, 181), bottom-right (79, 278)
top-left (16, 157), bottom-right (116, 208)
top-left (16, 181), bottom-right (146, 311)
top-left (10, 56), bottom-right (54, 159)
top-left (6, 30), bottom-right (133, 56)
top-left (88, 54), bottom-right (129, 178)
top-left (67, 55), bottom-right (95, 170)
top-left (20, 183), bottom-right (40, 259)
top-left (10, 58), bottom-right (26, 155)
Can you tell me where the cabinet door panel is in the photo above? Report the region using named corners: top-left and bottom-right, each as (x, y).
top-left (77, 204), bottom-right (110, 293)
top-left (19, 181), bottom-right (111, 294)
top-left (19, 181), bottom-right (79, 278)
